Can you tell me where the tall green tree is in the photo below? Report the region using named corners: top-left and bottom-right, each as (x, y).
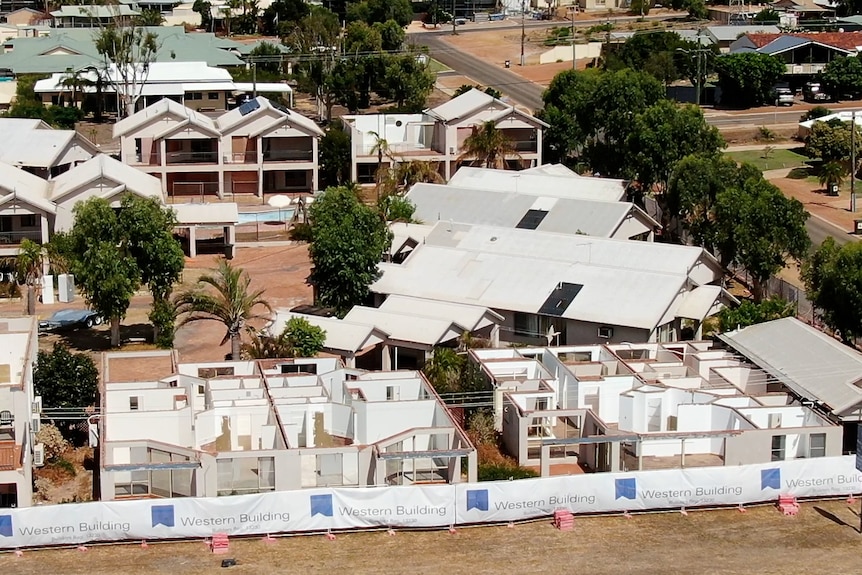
top-left (805, 118), bottom-right (859, 164)
top-left (379, 53), bottom-right (435, 111)
top-left (262, 0), bottom-right (309, 35)
top-left (820, 55), bottom-right (862, 100)
top-left (175, 260), bottom-right (272, 360)
top-left (243, 317), bottom-right (327, 359)
top-left (803, 237), bottom-right (862, 343)
top-left (714, 52), bottom-right (785, 109)
top-left (625, 100), bottom-right (725, 193)
top-left (457, 121), bottom-right (519, 169)
top-left (119, 196), bottom-right (185, 348)
top-left (346, 0), bottom-right (413, 26)
top-left (718, 297), bottom-right (795, 332)
top-left (714, 177), bottom-right (810, 301)
top-left (538, 69), bottom-right (602, 164)
top-left (320, 120), bottom-right (352, 187)
top-left (13, 239), bottom-right (46, 317)
top-left (308, 186), bottom-right (392, 315)
top-left (34, 344), bottom-right (99, 439)
top-left (373, 19), bottom-right (406, 51)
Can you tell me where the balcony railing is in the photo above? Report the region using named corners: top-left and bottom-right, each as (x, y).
top-left (263, 149), bottom-right (314, 162)
top-left (786, 63), bottom-right (826, 75)
top-left (224, 151), bottom-right (258, 164)
top-left (126, 153), bottom-right (161, 166)
top-left (512, 140), bottom-right (538, 153)
top-left (165, 151), bottom-right (219, 165)
top-left (0, 231), bottom-right (44, 245)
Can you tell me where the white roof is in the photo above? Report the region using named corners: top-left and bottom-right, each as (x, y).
top-left (707, 25), bottom-right (781, 41)
top-left (427, 88), bottom-right (497, 122)
top-left (217, 96), bottom-right (323, 137)
top-left (0, 162), bottom-right (53, 213)
top-left (379, 295), bottom-right (503, 330)
top-left (344, 306), bottom-right (465, 346)
top-left (172, 202), bottom-right (239, 224)
top-left (799, 110), bottom-right (862, 130)
top-left (675, 285), bottom-right (725, 321)
top-left (51, 4), bottom-right (139, 17)
top-left (50, 154), bottom-right (163, 202)
top-left (233, 82), bottom-right (293, 94)
top-left (447, 167), bottom-right (627, 202)
top-left (272, 311), bottom-right (387, 353)
top-left (113, 97), bottom-right (217, 138)
top-left (406, 183), bottom-right (656, 238)
top-left (372, 222), bottom-right (720, 331)
top-left (0, 127), bottom-right (96, 168)
top-left (720, 317), bottom-right (862, 416)
top-left (522, 163), bottom-right (580, 177)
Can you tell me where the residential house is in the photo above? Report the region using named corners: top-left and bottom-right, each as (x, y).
top-left (405, 181), bottom-right (657, 240)
top-left (96, 352), bottom-right (476, 500)
top-left (34, 61), bottom-right (293, 113)
top-left (0, 118), bottom-right (98, 179)
top-left (730, 32), bottom-right (862, 78)
top-left (372, 221), bottom-right (734, 347)
top-left (471, 340), bottom-right (841, 476)
top-left (772, 0), bottom-right (835, 22)
top-left (798, 109), bottom-right (862, 139)
top-left (720, 317), bottom-right (862, 453)
top-left (342, 88), bottom-right (547, 182)
top-left (705, 25), bottom-right (781, 52)
top-left (4, 8), bottom-right (45, 27)
top-left (447, 165), bottom-right (628, 202)
top-left (272, 296), bottom-right (503, 371)
top-left (49, 4), bottom-right (140, 28)
top-left (0, 316), bottom-right (40, 508)
top-left (114, 96), bottom-right (323, 198)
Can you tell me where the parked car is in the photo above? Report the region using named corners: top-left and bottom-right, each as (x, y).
top-left (774, 87), bottom-right (794, 106)
top-left (454, 17), bottom-right (468, 25)
top-left (39, 309), bottom-right (103, 332)
top-left (803, 82), bottom-right (830, 102)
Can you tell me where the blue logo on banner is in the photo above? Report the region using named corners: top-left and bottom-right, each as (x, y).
top-left (310, 494), bottom-right (333, 517)
top-left (466, 489), bottom-right (489, 511)
top-left (615, 478), bottom-right (637, 500)
top-left (0, 515), bottom-right (11, 537)
top-left (761, 468), bottom-right (781, 490)
top-left (151, 505), bottom-right (175, 527)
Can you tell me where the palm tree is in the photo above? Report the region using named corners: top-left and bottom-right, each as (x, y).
top-left (395, 160), bottom-right (445, 190)
top-left (174, 260), bottom-right (272, 360)
top-left (457, 121), bottom-right (520, 169)
top-left (819, 161), bottom-right (846, 194)
top-left (13, 240), bottom-right (45, 316)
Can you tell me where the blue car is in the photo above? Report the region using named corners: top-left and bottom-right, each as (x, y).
top-left (38, 309), bottom-right (103, 332)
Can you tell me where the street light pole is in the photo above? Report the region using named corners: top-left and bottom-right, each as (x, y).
top-left (452, 0), bottom-right (456, 35)
top-left (520, 0), bottom-right (526, 67)
top-left (571, 11), bottom-right (576, 70)
top-left (852, 110), bottom-right (857, 213)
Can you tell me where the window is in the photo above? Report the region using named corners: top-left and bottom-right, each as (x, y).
top-left (768, 413), bottom-right (782, 428)
top-left (19, 215), bottom-right (36, 227)
top-left (281, 363), bottom-right (317, 374)
top-left (197, 384), bottom-right (205, 395)
top-left (514, 312), bottom-right (538, 337)
top-left (188, 92), bottom-right (202, 100)
top-left (386, 385), bottom-right (399, 401)
top-left (217, 457), bottom-right (276, 495)
top-left (808, 433), bottom-right (826, 458)
top-left (198, 367), bottom-right (234, 378)
top-left (208, 92), bottom-right (219, 100)
top-left (129, 397), bottom-right (139, 411)
top-left (771, 435), bottom-right (786, 461)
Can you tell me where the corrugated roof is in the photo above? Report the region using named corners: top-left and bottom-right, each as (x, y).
top-left (405, 183), bottom-right (652, 238)
top-left (0, 162), bottom-right (53, 213)
top-left (760, 35), bottom-right (820, 55)
top-left (427, 88), bottom-right (497, 122)
top-left (447, 167), bottom-right (627, 202)
top-left (272, 311), bottom-right (387, 353)
top-left (379, 295), bottom-right (503, 330)
top-left (50, 155), bottom-right (163, 202)
top-left (707, 25), bottom-right (780, 42)
top-left (372, 222), bottom-right (720, 331)
top-left (51, 4), bottom-right (140, 17)
top-left (172, 202), bottom-right (239, 224)
top-left (0, 128), bottom-right (96, 168)
top-left (344, 306), bottom-right (464, 346)
top-left (744, 31), bottom-right (862, 51)
top-left (720, 317), bottom-right (862, 415)
top-left (113, 97), bottom-right (217, 138)
top-left (217, 96), bottom-right (323, 137)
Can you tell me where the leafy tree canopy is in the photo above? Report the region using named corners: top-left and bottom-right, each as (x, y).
top-left (538, 69), bottom-right (602, 164)
top-left (715, 52), bottom-right (785, 108)
top-left (320, 120), bottom-right (352, 188)
top-left (453, 84), bottom-right (502, 99)
top-left (717, 297), bottom-right (795, 332)
top-left (803, 237), bottom-right (862, 343)
top-left (309, 186), bottom-right (393, 315)
top-left (804, 118), bottom-right (859, 164)
top-left (373, 19), bottom-right (406, 51)
top-left (34, 343), bottom-right (99, 409)
top-left (346, 0), bottom-right (413, 26)
top-left (820, 55), bottom-right (862, 99)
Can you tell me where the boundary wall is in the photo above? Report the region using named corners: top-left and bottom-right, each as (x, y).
top-left (2, 455), bottom-right (860, 549)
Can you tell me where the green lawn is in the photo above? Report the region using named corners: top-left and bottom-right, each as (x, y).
top-left (427, 58), bottom-right (452, 73)
top-left (724, 148), bottom-right (811, 172)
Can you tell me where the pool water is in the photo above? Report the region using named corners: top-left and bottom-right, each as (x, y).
top-left (237, 209), bottom-right (295, 224)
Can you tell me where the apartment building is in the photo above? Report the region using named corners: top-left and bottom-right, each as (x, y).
top-left (0, 118), bottom-right (98, 179)
top-left (470, 340), bottom-right (841, 477)
top-left (97, 352), bottom-right (476, 501)
top-left (342, 88), bottom-right (547, 182)
top-left (114, 96), bottom-right (323, 199)
top-left (0, 316), bottom-right (39, 508)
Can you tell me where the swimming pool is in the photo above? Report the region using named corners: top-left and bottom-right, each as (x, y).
top-left (237, 209), bottom-right (295, 224)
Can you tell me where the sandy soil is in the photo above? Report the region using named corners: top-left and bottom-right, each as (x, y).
top-left (4, 499), bottom-right (862, 574)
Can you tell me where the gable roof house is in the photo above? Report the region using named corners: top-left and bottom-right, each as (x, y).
top-left (372, 221), bottom-right (734, 347)
top-left (341, 88), bottom-right (548, 183)
top-left (0, 117), bottom-right (98, 179)
top-left (730, 32), bottom-right (862, 76)
top-left (114, 96), bottom-right (323, 199)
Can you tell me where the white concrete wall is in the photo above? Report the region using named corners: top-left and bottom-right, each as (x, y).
top-left (538, 42), bottom-right (602, 64)
top-left (357, 400), bottom-right (437, 444)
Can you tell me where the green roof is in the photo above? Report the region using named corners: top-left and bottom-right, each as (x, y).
top-left (0, 27), bottom-right (243, 74)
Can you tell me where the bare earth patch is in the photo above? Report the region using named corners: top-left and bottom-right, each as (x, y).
top-left (3, 500), bottom-right (862, 574)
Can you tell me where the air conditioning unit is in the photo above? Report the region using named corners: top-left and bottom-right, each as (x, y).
top-left (31, 396), bottom-right (42, 415)
top-left (33, 443), bottom-right (45, 467)
top-left (597, 326), bottom-right (614, 339)
top-left (31, 417), bottom-right (40, 433)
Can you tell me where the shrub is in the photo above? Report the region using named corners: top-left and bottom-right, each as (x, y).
top-left (35, 423), bottom-right (68, 461)
top-left (478, 462), bottom-right (540, 481)
top-left (51, 457), bottom-right (77, 478)
top-left (290, 222), bottom-right (313, 242)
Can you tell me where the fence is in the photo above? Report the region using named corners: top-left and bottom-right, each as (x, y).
top-left (1, 455), bottom-right (860, 549)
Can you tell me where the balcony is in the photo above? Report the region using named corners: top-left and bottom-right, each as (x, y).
top-left (263, 149), bottom-right (314, 162)
top-left (786, 63), bottom-right (826, 75)
top-left (225, 151), bottom-right (258, 164)
top-left (0, 230), bottom-right (44, 245)
top-left (512, 140), bottom-right (538, 153)
top-left (165, 150), bottom-right (219, 165)
top-left (126, 153), bottom-right (161, 166)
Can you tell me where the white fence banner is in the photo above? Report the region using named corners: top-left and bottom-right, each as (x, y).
top-left (1, 456), bottom-right (862, 549)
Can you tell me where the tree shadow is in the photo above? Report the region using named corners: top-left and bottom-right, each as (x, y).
top-left (49, 323), bottom-right (153, 353)
top-left (813, 506), bottom-right (855, 531)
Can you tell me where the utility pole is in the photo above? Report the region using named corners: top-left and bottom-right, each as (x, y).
top-left (852, 110), bottom-right (857, 213)
top-left (252, 61), bottom-right (257, 98)
top-left (520, 0), bottom-right (526, 67)
top-left (570, 10), bottom-right (576, 70)
top-left (452, 0), bottom-right (456, 35)
top-left (695, 28), bottom-right (702, 107)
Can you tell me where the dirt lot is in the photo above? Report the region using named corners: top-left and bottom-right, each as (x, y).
top-left (3, 499), bottom-right (862, 574)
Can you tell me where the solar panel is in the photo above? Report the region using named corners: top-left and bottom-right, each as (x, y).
top-left (538, 282), bottom-right (583, 317)
top-left (238, 98), bottom-right (261, 116)
top-left (515, 209), bottom-right (548, 230)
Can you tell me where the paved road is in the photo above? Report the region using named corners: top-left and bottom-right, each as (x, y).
top-left (808, 215), bottom-right (855, 247)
